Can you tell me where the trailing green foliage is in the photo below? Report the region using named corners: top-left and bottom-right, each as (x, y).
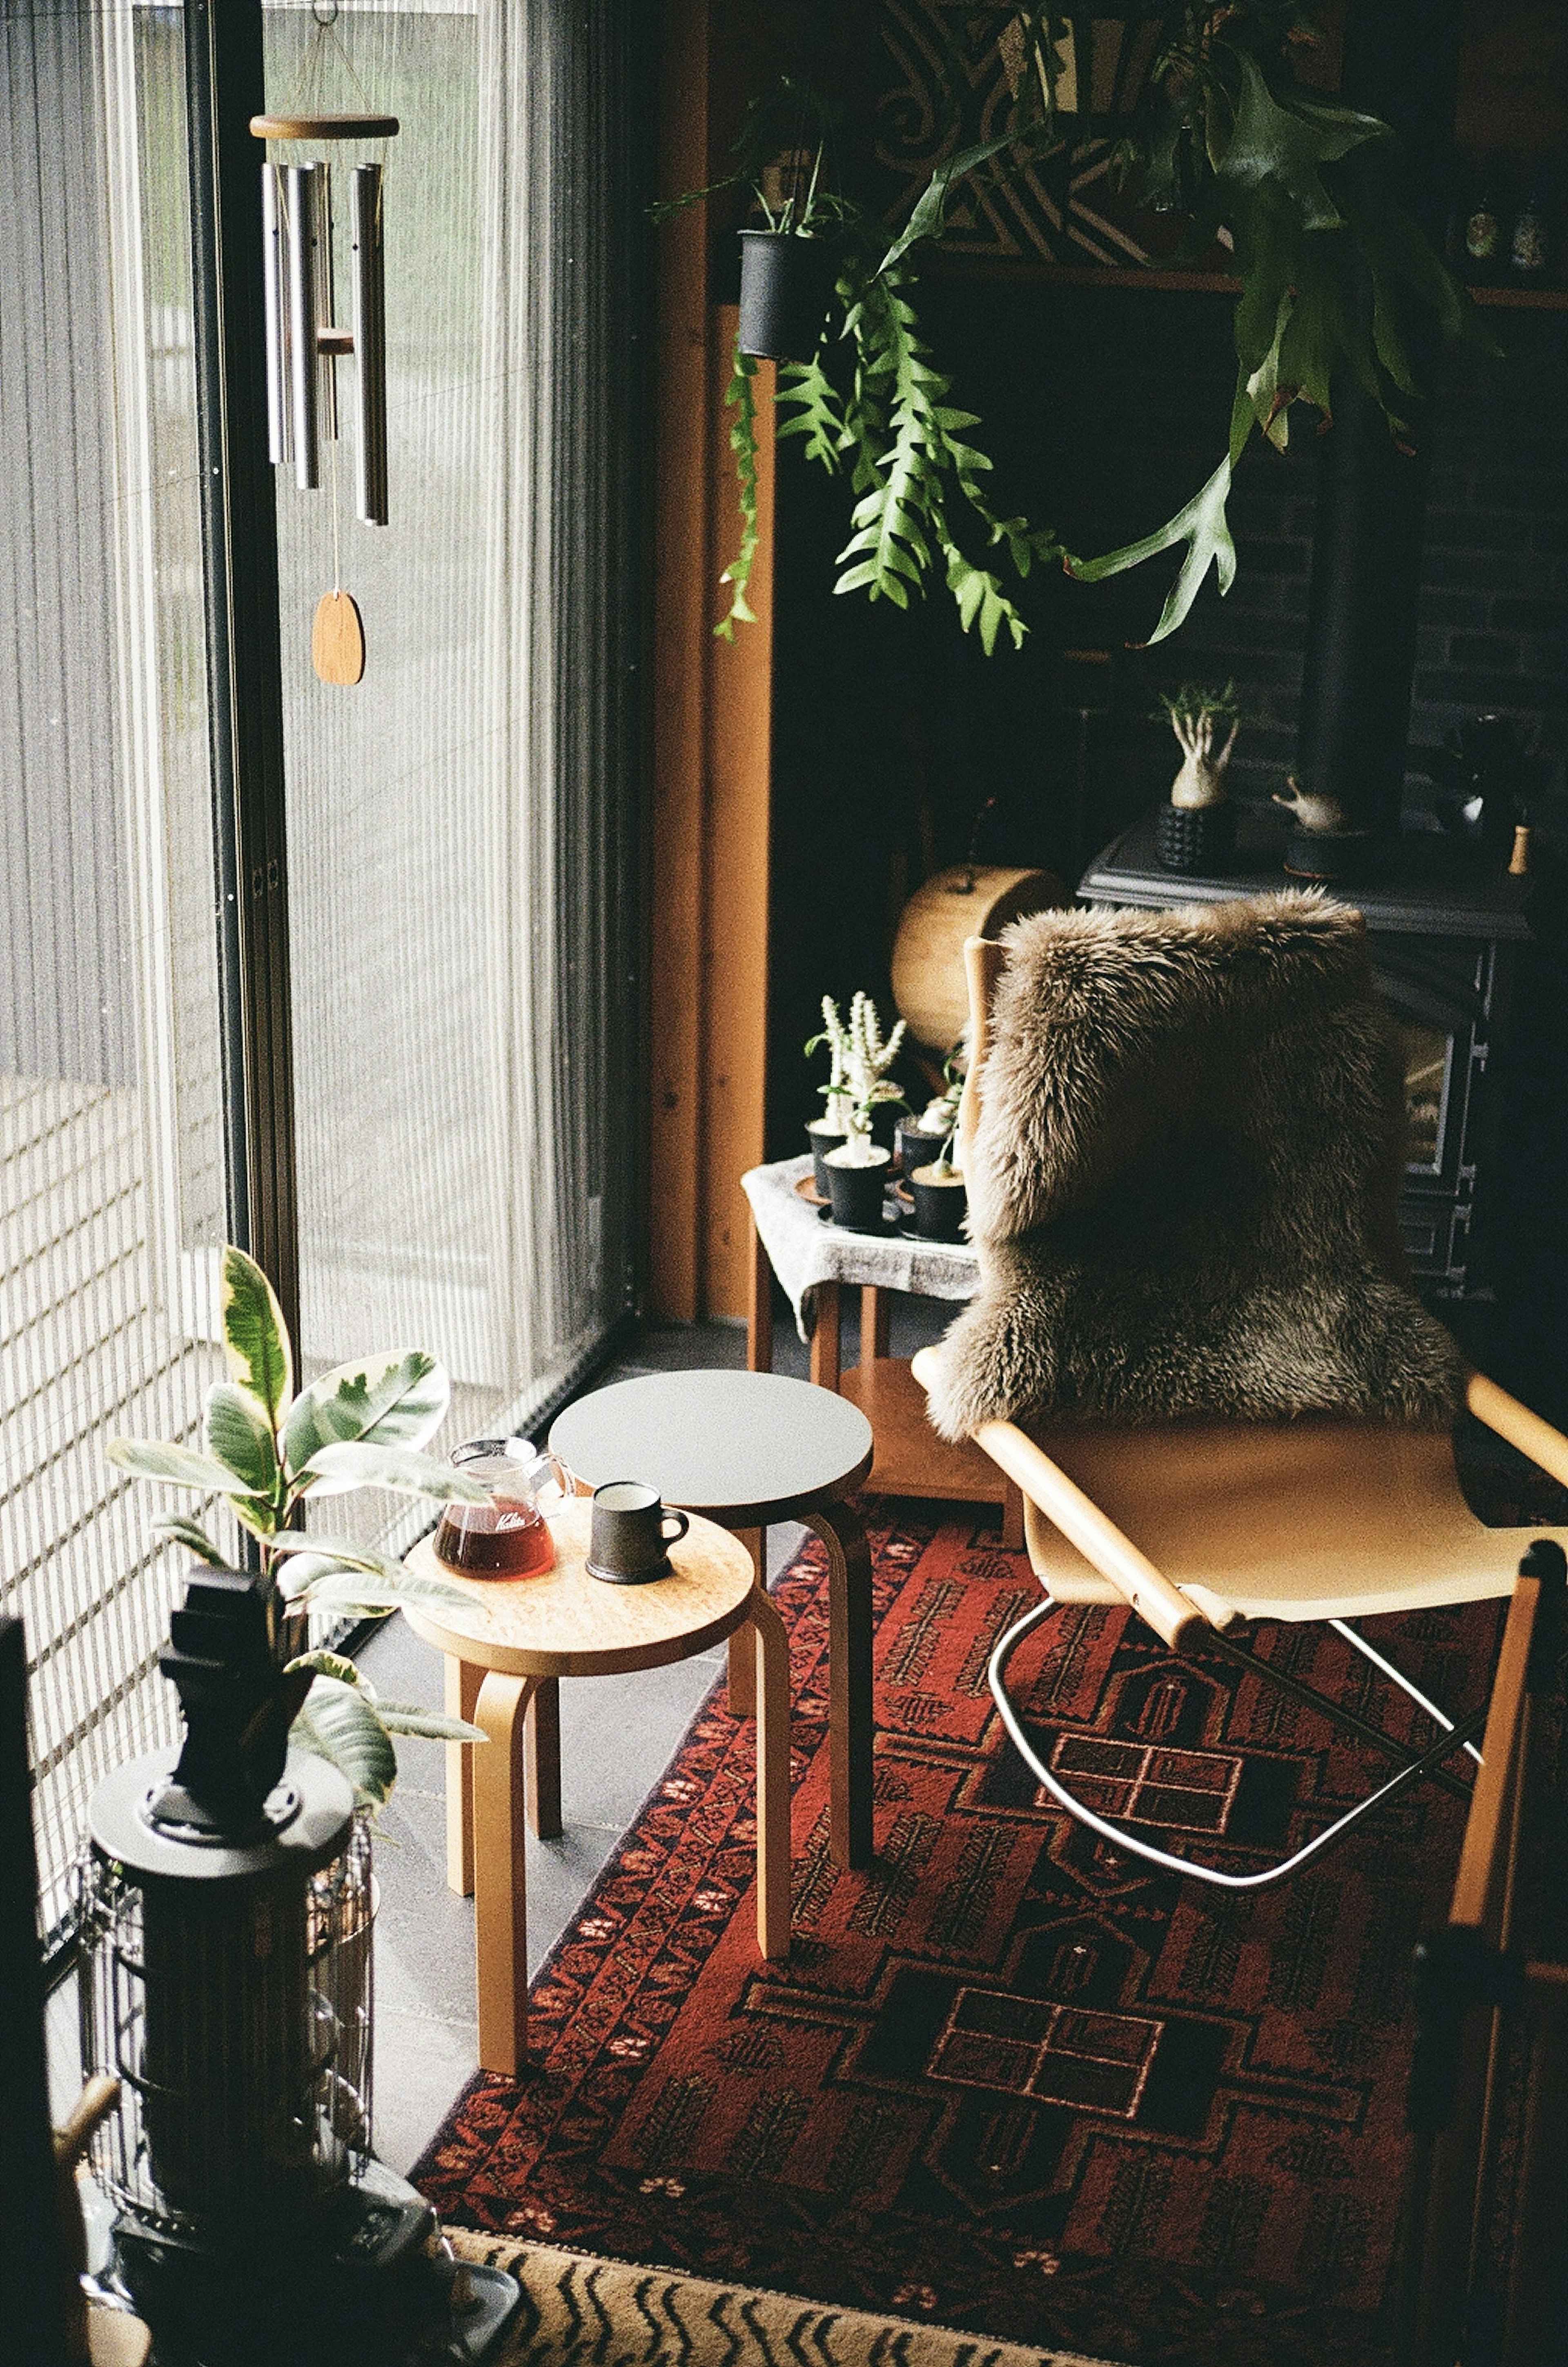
top-left (108, 1244), bottom-right (486, 1808)
top-left (671, 5), bottom-right (1487, 648)
top-left (716, 348), bottom-right (762, 638)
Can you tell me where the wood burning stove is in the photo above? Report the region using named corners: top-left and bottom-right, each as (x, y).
top-left (1078, 811), bottom-right (1530, 1304)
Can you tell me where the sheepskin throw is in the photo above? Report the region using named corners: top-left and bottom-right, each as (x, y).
top-left (928, 892), bottom-right (1466, 1438)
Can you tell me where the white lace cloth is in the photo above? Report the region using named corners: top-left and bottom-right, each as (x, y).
top-left (742, 1155), bottom-right (981, 1342)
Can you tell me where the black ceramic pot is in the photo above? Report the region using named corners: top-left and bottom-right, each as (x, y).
top-left (897, 1120), bottom-right (949, 1180)
top-left (909, 1163), bottom-right (967, 1242)
top-left (1155, 801), bottom-right (1235, 874)
top-left (737, 231), bottom-right (837, 361)
top-left (871, 1100), bottom-right (901, 1153)
top-left (805, 1117), bottom-right (844, 1195)
top-left (825, 1151), bottom-right (891, 1233)
top-left (1281, 825), bottom-right (1379, 884)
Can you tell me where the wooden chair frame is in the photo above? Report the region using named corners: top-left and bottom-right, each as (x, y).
top-left (1403, 1541), bottom-right (1568, 2365)
top-left (909, 934), bottom-right (1568, 1894)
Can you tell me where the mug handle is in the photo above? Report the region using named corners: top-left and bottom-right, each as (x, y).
top-left (660, 1510), bottom-right (690, 1545)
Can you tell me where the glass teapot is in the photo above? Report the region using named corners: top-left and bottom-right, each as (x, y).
top-left (432, 1438), bottom-right (571, 1579)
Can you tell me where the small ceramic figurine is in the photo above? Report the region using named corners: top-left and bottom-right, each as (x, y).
top-left (1271, 777), bottom-right (1362, 836)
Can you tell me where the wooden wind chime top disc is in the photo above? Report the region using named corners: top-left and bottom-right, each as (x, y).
top-left (249, 113), bottom-right (399, 141)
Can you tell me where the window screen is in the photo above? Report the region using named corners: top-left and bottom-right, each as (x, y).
top-left (0, 0), bottom-right (232, 1942)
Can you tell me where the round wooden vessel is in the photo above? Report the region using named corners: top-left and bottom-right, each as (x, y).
top-left (890, 863), bottom-right (1067, 1051)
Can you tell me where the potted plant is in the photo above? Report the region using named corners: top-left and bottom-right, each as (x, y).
top-left (804, 1000), bottom-right (851, 1189)
top-left (737, 108), bottom-right (842, 362)
top-left (908, 1131), bottom-right (967, 1243)
top-left (820, 992), bottom-right (906, 1231)
top-left (665, 16), bottom-right (1487, 651)
top-left (1154, 680), bottom-right (1240, 871)
top-left (108, 1246), bottom-right (488, 1811)
top-left (898, 1043), bottom-right (965, 1177)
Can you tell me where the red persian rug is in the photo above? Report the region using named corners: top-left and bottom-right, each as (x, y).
top-left (414, 1501), bottom-right (1507, 2367)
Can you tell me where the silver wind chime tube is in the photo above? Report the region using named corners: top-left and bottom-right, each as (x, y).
top-left (260, 156), bottom-right (390, 526)
top-left (261, 165), bottom-right (290, 468)
top-left (283, 161), bottom-right (323, 490)
top-left (350, 163), bottom-right (389, 526)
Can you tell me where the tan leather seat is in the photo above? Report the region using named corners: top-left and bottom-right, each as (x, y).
top-left (1021, 1418), bottom-right (1568, 1624)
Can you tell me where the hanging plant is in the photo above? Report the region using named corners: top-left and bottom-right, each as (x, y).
top-left (661, 10), bottom-right (1490, 649)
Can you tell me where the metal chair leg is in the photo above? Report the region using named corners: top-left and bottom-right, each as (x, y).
top-left (989, 1596), bottom-right (1488, 1893)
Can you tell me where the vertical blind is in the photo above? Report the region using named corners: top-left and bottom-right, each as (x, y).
top-left (4, 0), bottom-right (646, 1932)
top-left (0, 0), bottom-right (230, 1940)
top-left (262, 0), bottom-right (645, 1513)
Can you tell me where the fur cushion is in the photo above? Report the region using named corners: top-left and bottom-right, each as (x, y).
top-left (928, 891), bottom-right (1466, 1439)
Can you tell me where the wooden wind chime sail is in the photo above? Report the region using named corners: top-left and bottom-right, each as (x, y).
top-left (251, 30), bottom-right (395, 686)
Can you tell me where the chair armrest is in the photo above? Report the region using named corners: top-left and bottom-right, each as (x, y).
top-left (971, 1418), bottom-right (1211, 1651)
top-left (911, 1346), bottom-right (1209, 1651)
top-left (1466, 1372), bottom-right (1568, 1494)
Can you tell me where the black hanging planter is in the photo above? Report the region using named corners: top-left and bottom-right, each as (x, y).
top-left (737, 231), bottom-right (837, 362)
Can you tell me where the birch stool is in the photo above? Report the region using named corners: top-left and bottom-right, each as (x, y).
top-left (405, 1501), bottom-right (786, 2077)
top-left (550, 1370), bottom-right (877, 1869)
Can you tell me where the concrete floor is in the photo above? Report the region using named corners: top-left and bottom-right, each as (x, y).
top-left (47, 1295), bottom-right (951, 2175)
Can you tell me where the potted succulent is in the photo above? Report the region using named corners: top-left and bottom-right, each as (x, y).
top-left (1154, 680), bottom-right (1240, 872)
top-left (819, 991), bottom-right (906, 1232)
top-left (898, 1043), bottom-right (964, 1179)
top-left (804, 1002), bottom-right (850, 1190)
top-left (108, 1246), bottom-right (488, 1811)
top-left (908, 1130), bottom-right (967, 1243)
top-left (736, 112), bottom-right (842, 363)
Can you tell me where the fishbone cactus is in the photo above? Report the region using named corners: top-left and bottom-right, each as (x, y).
top-left (809, 992), bottom-right (906, 1167)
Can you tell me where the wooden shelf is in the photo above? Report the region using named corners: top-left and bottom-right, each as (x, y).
top-left (921, 255), bottom-right (1568, 309)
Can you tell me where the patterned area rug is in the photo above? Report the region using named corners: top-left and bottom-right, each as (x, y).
top-left (446, 2230), bottom-right (1125, 2366)
top-left (416, 1501), bottom-right (1510, 2367)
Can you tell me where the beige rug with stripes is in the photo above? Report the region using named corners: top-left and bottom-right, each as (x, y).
top-left (450, 2231), bottom-right (1127, 2367)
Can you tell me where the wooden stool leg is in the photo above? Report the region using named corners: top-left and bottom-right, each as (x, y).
top-left (1003, 1480), bottom-right (1025, 1551)
top-left (751, 1591), bottom-right (792, 1960)
top-left (526, 1677), bottom-right (562, 1840)
top-left (727, 1529), bottom-right (763, 1717)
top-left (473, 1669), bottom-right (537, 2077)
top-left (807, 1499), bottom-right (875, 1870)
top-left (860, 1284), bottom-right (891, 1363)
top-left (749, 1216), bottom-right (773, 1374)
top-left (444, 1655), bottom-right (481, 1895)
top-left (810, 1281), bottom-right (842, 1392)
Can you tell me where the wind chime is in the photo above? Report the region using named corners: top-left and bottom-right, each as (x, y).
top-left (251, 6), bottom-right (396, 686)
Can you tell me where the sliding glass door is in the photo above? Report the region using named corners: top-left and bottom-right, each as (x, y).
top-left (3, 0), bottom-right (646, 1932)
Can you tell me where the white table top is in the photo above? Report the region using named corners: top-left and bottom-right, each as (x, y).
top-left (742, 1154), bottom-right (980, 1340)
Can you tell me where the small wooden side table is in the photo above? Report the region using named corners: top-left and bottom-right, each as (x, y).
top-left (405, 1502), bottom-right (787, 2078)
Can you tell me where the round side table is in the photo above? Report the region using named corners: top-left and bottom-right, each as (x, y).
top-left (405, 1502), bottom-right (786, 2078)
top-left (549, 1370), bottom-right (876, 1869)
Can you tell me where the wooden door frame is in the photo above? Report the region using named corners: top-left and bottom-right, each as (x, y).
top-left (649, 0), bottom-right (775, 1322)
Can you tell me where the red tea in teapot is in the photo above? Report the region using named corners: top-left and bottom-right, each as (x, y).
top-left (433, 1495), bottom-right (555, 1578)
top-left (432, 1440), bottom-right (568, 1579)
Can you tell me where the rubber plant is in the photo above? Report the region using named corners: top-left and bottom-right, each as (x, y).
top-left (667, 8), bottom-right (1490, 649)
top-left (108, 1246), bottom-right (488, 1809)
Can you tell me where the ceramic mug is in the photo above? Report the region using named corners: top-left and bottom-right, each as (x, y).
top-left (587, 1480), bottom-right (689, 1584)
